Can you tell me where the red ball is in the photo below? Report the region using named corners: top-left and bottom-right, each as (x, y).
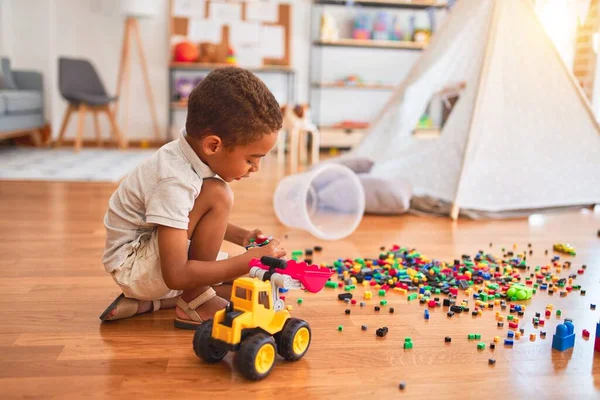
top-left (173, 42), bottom-right (199, 62)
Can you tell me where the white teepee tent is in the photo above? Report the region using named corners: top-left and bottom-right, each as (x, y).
top-left (351, 0), bottom-right (600, 219)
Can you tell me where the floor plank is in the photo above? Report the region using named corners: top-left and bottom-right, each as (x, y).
top-left (0, 154), bottom-right (599, 399)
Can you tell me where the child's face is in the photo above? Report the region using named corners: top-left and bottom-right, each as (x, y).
top-left (207, 131), bottom-right (279, 182)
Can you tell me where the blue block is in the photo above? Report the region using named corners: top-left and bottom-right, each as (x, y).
top-left (504, 339), bottom-right (514, 346)
top-left (365, 276), bottom-right (372, 281)
top-left (419, 287), bottom-right (425, 294)
top-left (552, 321), bottom-right (575, 351)
top-left (278, 288), bottom-right (289, 293)
top-left (473, 293), bottom-right (480, 299)
top-left (483, 273), bottom-right (491, 280)
top-left (596, 322), bottom-right (600, 339)
top-left (540, 284), bottom-right (548, 290)
top-left (514, 305), bottom-right (522, 312)
top-left (424, 310), bottom-right (430, 320)
top-left (507, 331), bottom-right (514, 338)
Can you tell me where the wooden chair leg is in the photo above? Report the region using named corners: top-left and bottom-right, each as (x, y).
top-left (277, 129), bottom-right (286, 167)
top-left (30, 130), bottom-right (43, 147)
top-left (310, 127), bottom-right (320, 165)
top-left (55, 104), bottom-right (74, 147)
top-left (93, 110), bottom-right (102, 147)
top-left (289, 126), bottom-right (299, 174)
top-left (299, 129), bottom-right (308, 165)
top-left (104, 106), bottom-right (127, 149)
top-left (74, 104), bottom-right (87, 153)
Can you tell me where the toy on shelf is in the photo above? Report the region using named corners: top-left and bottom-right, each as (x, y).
top-left (173, 76), bottom-right (204, 104)
top-left (553, 243), bottom-right (576, 256)
top-left (417, 114), bottom-right (433, 129)
top-left (413, 13), bottom-right (431, 44)
top-left (226, 47), bottom-right (237, 65)
top-left (391, 15), bottom-right (404, 41)
top-left (320, 12), bottom-right (340, 41)
top-left (353, 14), bottom-right (371, 40)
top-left (192, 256), bottom-right (332, 380)
top-left (552, 320), bottom-right (575, 351)
top-left (372, 12), bottom-right (391, 41)
top-left (335, 75), bottom-right (363, 86)
top-left (173, 41), bottom-right (199, 62)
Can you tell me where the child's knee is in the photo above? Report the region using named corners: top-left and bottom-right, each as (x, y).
top-left (201, 178), bottom-right (233, 210)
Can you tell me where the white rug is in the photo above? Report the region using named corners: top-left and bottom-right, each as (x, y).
top-left (0, 148), bottom-right (155, 182)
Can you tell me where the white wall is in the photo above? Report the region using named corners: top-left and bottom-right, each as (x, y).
top-left (2, 0), bottom-right (430, 141)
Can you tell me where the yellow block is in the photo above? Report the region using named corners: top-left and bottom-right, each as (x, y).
top-left (374, 284), bottom-right (381, 289)
top-left (497, 315), bottom-right (504, 321)
top-left (494, 299), bottom-right (501, 305)
top-left (362, 281), bottom-right (370, 287)
top-left (494, 336), bottom-right (500, 343)
top-left (515, 331), bottom-right (521, 340)
top-left (388, 279), bottom-right (394, 286)
top-left (351, 277), bottom-right (357, 285)
top-left (286, 305), bottom-right (293, 311)
top-left (530, 333), bottom-right (536, 341)
top-left (364, 291), bottom-right (372, 300)
top-left (495, 311), bottom-right (501, 317)
top-left (393, 287), bottom-right (407, 295)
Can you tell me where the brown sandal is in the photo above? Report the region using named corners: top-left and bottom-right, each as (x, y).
top-left (99, 293), bottom-right (161, 322)
top-left (174, 288), bottom-right (219, 330)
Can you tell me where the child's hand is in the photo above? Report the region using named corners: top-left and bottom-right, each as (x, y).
top-left (242, 228), bottom-right (266, 247)
top-left (247, 238), bottom-right (286, 259)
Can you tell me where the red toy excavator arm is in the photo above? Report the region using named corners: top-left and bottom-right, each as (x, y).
top-left (249, 258), bottom-right (333, 293)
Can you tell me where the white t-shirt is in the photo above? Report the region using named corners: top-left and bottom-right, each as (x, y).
top-left (102, 130), bottom-right (216, 272)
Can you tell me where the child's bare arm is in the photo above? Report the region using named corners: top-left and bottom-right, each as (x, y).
top-left (224, 223), bottom-right (250, 246)
top-left (157, 225), bottom-right (286, 290)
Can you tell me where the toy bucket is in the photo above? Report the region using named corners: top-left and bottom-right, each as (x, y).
top-left (273, 164), bottom-right (365, 240)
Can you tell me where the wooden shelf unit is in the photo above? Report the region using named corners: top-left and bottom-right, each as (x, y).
top-left (312, 82), bottom-right (396, 90)
top-left (315, 0), bottom-right (448, 10)
top-left (170, 62), bottom-right (294, 73)
top-left (315, 38), bottom-right (426, 50)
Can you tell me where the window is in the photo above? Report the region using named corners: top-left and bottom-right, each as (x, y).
top-left (258, 291), bottom-right (270, 309)
top-left (235, 287), bottom-right (252, 300)
top-left (413, 82), bottom-right (465, 139)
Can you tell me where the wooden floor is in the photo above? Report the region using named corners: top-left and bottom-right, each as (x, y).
top-left (1, 154), bottom-right (599, 399)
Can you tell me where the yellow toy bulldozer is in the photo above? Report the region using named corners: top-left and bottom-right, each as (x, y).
top-left (193, 256), bottom-right (331, 380)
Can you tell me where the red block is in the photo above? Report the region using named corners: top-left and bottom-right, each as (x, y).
top-left (545, 310), bottom-right (551, 317)
top-left (351, 299), bottom-right (357, 305)
top-left (595, 337), bottom-right (600, 353)
top-left (509, 322), bottom-right (519, 329)
top-left (583, 329), bottom-right (590, 338)
top-left (338, 282), bottom-right (343, 288)
top-left (428, 300), bottom-right (437, 308)
top-left (577, 269), bottom-right (584, 275)
top-left (539, 320), bottom-right (545, 327)
top-left (566, 286), bottom-right (573, 292)
top-left (370, 281), bottom-right (377, 286)
top-left (392, 245), bottom-right (400, 251)
top-left (525, 280), bottom-right (532, 285)
top-left (450, 288), bottom-right (458, 296)
top-left (280, 296), bottom-right (286, 301)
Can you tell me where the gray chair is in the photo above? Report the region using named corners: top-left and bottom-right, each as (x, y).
top-left (0, 57), bottom-right (45, 146)
top-left (56, 57), bottom-right (126, 151)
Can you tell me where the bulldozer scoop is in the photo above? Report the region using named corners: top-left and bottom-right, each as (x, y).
top-left (249, 259), bottom-right (333, 293)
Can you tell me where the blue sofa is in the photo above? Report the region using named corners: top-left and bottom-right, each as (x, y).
top-left (0, 57), bottom-right (45, 144)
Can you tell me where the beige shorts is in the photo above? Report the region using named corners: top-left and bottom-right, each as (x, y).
top-left (111, 229), bottom-right (184, 301)
top-left (111, 229), bottom-right (228, 301)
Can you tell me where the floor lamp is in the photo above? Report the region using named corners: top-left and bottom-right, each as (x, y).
top-left (115, 0), bottom-right (162, 142)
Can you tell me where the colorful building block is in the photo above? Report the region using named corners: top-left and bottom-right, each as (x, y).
top-left (404, 337), bottom-right (413, 349)
top-left (552, 320), bottom-right (575, 351)
top-left (595, 321), bottom-right (600, 353)
top-left (364, 291), bottom-right (372, 300)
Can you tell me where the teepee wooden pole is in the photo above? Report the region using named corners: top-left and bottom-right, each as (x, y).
top-left (450, 0), bottom-right (500, 220)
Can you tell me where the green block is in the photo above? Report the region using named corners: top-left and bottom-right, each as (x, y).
top-left (404, 341), bottom-right (413, 349)
top-left (345, 285), bottom-right (356, 291)
top-left (475, 334), bottom-right (481, 340)
top-left (557, 281), bottom-right (565, 287)
top-left (292, 257), bottom-right (299, 261)
top-left (338, 325), bottom-right (343, 331)
top-left (325, 281), bottom-right (337, 289)
top-left (408, 293), bottom-right (417, 301)
top-left (556, 310), bottom-right (562, 316)
top-left (380, 300), bottom-right (388, 306)
top-left (435, 289), bottom-right (441, 294)
top-left (477, 342), bottom-right (486, 350)
top-left (507, 315), bottom-right (514, 321)
top-left (378, 289), bottom-right (386, 297)
top-left (480, 294), bottom-right (488, 302)
top-left (292, 250), bottom-right (303, 257)
top-left (297, 298), bottom-right (303, 304)
top-left (468, 334), bottom-right (475, 340)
